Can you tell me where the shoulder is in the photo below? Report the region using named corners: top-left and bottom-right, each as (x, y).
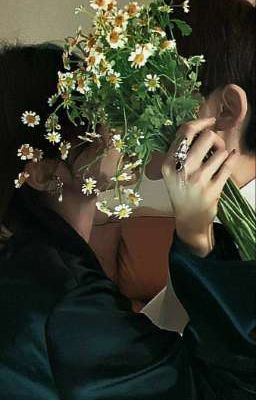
top-left (0, 235), bottom-right (79, 306)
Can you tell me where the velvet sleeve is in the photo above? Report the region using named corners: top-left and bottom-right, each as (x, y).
top-left (170, 229), bottom-right (256, 397)
top-left (45, 278), bottom-right (190, 400)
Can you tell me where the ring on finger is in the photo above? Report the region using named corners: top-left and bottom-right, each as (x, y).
top-left (172, 137), bottom-right (190, 172)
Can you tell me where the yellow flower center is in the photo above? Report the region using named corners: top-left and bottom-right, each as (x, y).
top-left (109, 74), bottom-right (118, 84)
top-left (100, 60), bottom-right (109, 73)
top-left (134, 53), bottom-right (145, 65)
top-left (107, 2), bottom-right (115, 11)
top-left (88, 55), bottom-right (96, 66)
top-left (110, 31), bottom-right (120, 43)
top-left (119, 209), bottom-right (129, 217)
top-left (127, 3), bottom-right (138, 16)
top-left (26, 115), bottom-right (36, 124)
top-left (87, 35), bottom-right (96, 49)
top-left (161, 40), bottom-right (175, 50)
top-left (96, 0), bottom-right (106, 7)
top-left (92, 74), bottom-right (100, 85)
top-left (115, 15), bottom-right (125, 27)
top-left (128, 193), bottom-right (137, 203)
top-left (148, 79), bottom-right (157, 88)
top-left (77, 77), bottom-right (85, 88)
top-left (21, 147), bottom-right (31, 156)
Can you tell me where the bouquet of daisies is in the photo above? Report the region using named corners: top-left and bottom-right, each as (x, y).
top-left (17, 0), bottom-right (255, 260)
top-left (50, 0), bottom-right (203, 216)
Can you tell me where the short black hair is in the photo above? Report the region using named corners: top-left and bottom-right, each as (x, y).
top-left (174, 0), bottom-right (256, 153)
top-left (0, 43), bottom-right (83, 225)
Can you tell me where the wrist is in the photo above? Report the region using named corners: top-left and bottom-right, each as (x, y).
top-left (176, 222), bottom-right (214, 258)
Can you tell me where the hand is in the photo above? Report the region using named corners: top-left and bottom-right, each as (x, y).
top-left (162, 117), bottom-right (238, 257)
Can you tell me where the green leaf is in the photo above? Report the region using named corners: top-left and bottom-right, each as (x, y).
top-left (171, 19), bottom-right (192, 37)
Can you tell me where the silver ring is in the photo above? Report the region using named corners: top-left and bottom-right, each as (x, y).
top-left (172, 137), bottom-right (189, 172)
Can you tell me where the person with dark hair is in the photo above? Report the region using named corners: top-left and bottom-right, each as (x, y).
top-left (89, 0), bottom-right (256, 332)
top-left (0, 2), bottom-right (255, 400)
top-left (178, 0), bottom-right (256, 155)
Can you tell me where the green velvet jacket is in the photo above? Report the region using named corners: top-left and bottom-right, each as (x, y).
top-left (0, 200), bottom-right (255, 399)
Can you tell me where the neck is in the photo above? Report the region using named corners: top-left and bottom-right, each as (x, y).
top-left (49, 195), bottom-right (97, 242)
top-left (232, 153), bottom-right (256, 188)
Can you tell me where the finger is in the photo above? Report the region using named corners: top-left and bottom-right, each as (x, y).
top-left (186, 130), bottom-right (226, 172)
top-left (201, 149), bottom-right (229, 181)
top-left (163, 117), bottom-right (217, 176)
top-left (165, 117), bottom-right (217, 160)
top-left (176, 117), bottom-right (217, 146)
top-left (210, 149), bottom-right (238, 194)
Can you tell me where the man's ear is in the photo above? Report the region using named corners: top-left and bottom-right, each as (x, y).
top-left (24, 159), bottom-right (59, 192)
top-left (217, 84), bottom-right (248, 131)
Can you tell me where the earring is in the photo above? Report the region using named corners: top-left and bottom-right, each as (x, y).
top-left (49, 175), bottom-right (64, 202)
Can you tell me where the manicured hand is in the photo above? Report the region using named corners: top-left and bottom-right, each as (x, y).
top-left (162, 117), bottom-right (238, 257)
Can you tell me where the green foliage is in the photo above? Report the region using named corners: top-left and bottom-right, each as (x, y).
top-left (171, 19), bottom-right (192, 36)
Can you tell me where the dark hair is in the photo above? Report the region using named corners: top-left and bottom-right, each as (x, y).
top-left (0, 43), bottom-right (86, 229)
top-left (174, 0), bottom-right (256, 153)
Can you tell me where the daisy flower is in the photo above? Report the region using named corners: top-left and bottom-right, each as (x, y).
top-left (160, 39), bottom-right (176, 52)
top-left (90, 0), bottom-right (112, 11)
top-left (107, 0), bottom-right (117, 12)
top-left (66, 29), bottom-right (84, 51)
top-left (96, 201), bottom-right (113, 217)
top-left (59, 141), bottom-right (72, 160)
top-left (111, 172), bottom-right (132, 182)
top-left (48, 94), bottom-right (58, 107)
top-left (158, 5), bottom-right (173, 13)
top-left (183, 0), bottom-right (190, 13)
top-left (86, 50), bottom-right (104, 72)
top-left (62, 93), bottom-right (74, 109)
top-left (128, 43), bottom-right (155, 68)
top-left (151, 27), bottom-right (166, 38)
top-left (82, 178), bottom-right (97, 195)
top-left (106, 28), bottom-right (127, 49)
top-left (125, 2), bottom-right (141, 18)
top-left (17, 144), bottom-right (34, 160)
top-left (91, 73), bottom-right (102, 88)
top-left (99, 59), bottom-right (115, 76)
top-left (57, 72), bottom-right (76, 93)
top-left (85, 34), bottom-right (97, 52)
top-left (32, 148), bottom-right (44, 163)
top-left (123, 189), bottom-right (142, 206)
top-left (144, 74), bottom-right (160, 92)
top-left (45, 131), bottom-right (62, 144)
top-left (107, 72), bottom-right (122, 88)
top-left (94, 11), bottom-right (112, 31)
top-left (76, 75), bottom-right (90, 94)
top-left (14, 172), bottom-right (30, 189)
top-left (112, 134), bottom-right (125, 152)
top-left (114, 204), bottom-right (132, 219)
top-left (21, 111), bottom-right (40, 128)
top-left (164, 119), bottom-right (173, 126)
top-left (113, 10), bottom-right (129, 30)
